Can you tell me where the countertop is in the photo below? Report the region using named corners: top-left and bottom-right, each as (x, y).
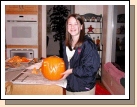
top-left (5, 61), bottom-right (66, 95)
top-left (6, 70), bottom-right (23, 81)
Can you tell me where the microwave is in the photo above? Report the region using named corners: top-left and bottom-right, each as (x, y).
top-left (5, 15), bottom-right (38, 45)
top-left (10, 49), bottom-right (34, 59)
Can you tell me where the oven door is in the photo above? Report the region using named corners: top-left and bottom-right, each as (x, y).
top-left (6, 21), bottom-right (38, 45)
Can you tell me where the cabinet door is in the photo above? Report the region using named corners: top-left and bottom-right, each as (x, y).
top-left (5, 5), bottom-right (38, 14)
top-left (22, 5), bottom-right (38, 12)
top-left (5, 5), bottom-right (20, 12)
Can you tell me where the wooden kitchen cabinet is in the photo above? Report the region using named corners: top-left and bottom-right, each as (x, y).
top-left (5, 5), bottom-right (20, 12)
top-left (21, 5), bottom-right (38, 12)
top-left (5, 5), bottom-right (38, 14)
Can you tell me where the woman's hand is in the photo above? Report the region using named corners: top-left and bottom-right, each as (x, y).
top-left (60, 69), bottom-right (73, 80)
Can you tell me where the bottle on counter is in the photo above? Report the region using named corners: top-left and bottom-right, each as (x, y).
top-left (92, 37), bottom-right (95, 44)
top-left (96, 36), bottom-right (100, 50)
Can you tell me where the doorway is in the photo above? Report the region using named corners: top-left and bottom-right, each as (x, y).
top-left (114, 5), bottom-right (125, 71)
top-left (46, 5), bottom-right (74, 57)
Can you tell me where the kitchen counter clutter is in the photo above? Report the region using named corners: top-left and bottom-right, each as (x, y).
top-left (5, 56), bottom-right (35, 71)
top-left (5, 59), bottom-right (67, 95)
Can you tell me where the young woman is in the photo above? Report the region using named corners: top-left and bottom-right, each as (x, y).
top-left (61, 14), bottom-right (100, 95)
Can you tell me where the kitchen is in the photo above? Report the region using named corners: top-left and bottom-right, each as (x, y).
top-left (2, 3), bottom-right (128, 99)
top-left (5, 5), bottom-right (39, 59)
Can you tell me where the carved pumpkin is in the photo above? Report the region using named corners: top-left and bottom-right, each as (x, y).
top-left (41, 56), bottom-right (66, 81)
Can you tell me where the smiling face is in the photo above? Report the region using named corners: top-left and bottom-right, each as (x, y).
top-left (65, 14), bottom-right (85, 49)
top-left (67, 17), bottom-right (83, 37)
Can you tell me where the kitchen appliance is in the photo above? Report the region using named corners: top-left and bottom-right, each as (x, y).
top-left (10, 49), bottom-right (34, 59)
top-left (6, 48), bottom-right (38, 59)
top-left (5, 14), bottom-right (38, 45)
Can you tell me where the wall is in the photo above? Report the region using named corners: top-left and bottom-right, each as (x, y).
top-left (75, 5), bottom-right (103, 15)
top-left (117, 5), bottom-right (125, 14)
top-left (103, 5), bottom-right (115, 63)
top-left (101, 5), bottom-right (114, 84)
top-left (101, 5), bottom-right (108, 65)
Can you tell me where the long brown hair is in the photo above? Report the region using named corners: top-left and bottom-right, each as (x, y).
top-left (65, 14), bottom-right (85, 51)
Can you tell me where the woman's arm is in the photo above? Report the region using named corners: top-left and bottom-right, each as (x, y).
top-left (72, 41), bottom-right (100, 77)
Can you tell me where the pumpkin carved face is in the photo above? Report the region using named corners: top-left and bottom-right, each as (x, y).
top-left (41, 56), bottom-right (66, 81)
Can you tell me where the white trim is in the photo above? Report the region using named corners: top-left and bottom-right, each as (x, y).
top-left (42, 5), bottom-right (46, 57)
top-left (105, 5), bottom-right (114, 63)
